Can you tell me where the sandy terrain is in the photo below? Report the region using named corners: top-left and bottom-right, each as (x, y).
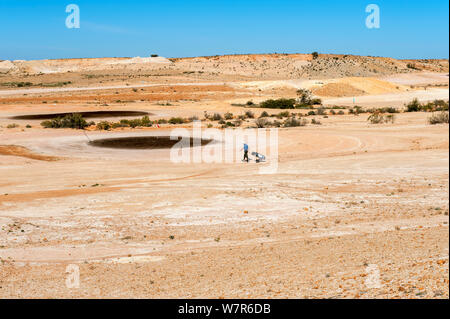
top-left (0, 54), bottom-right (448, 299)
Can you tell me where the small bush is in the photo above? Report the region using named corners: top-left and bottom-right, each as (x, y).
top-left (260, 98), bottom-right (296, 109)
top-left (311, 98), bottom-right (322, 105)
top-left (7, 123), bottom-right (19, 129)
top-left (312, 52), bottom-right (319, 59)
top-left (212, 113), bottom-right (223, 121)
top-left (168, 117), bottom-right (185, 124)
top-left (284, 118), bottom-right (307, 127)
top-left (349, 106), bottom-right (365, 115)
top-left (96, 121), bottom-right (111, 130)
top-left (428, 112), bottom-right (449, 125)
top-left (405, 98), bottom-right (421, 112)
top-left (41, 113), bottom-right (88, 129)
top-left (255, 118), bottom-right (270, 128)
top-left (277, 111), bottom-right (290, 118)
top-left (317, 107), bottom-right (326, 115)
top-left (224, 112), bottom-right (234, 120)
top-left (311, 118), bottom-right (322, 125)
top-left (245, 110), bottom-right (255, 119)
top-left (367, 112), bottom-right (396, 124)
top-left (307, 110), bottom-right (316, 116)
top-left (259, 111), bottom-right (269, 118)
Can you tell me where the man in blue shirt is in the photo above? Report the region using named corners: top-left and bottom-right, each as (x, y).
top-left (243, 143), bottom-right (249, 162)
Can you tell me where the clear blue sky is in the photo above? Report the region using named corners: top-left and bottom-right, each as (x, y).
top-left (0, 0), bottom-right (448, 60)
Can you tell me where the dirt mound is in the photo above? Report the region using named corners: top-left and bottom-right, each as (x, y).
top-left (0, 60), bottom-right (18, 74)
top-left (89, 136), bottom-right (213, 149)
top-left (10, 56), bottom-right (173, 74)
top-left (172, 54), bottom-right (448, 79)
top-left (311, 83), bottom-right (365, 97)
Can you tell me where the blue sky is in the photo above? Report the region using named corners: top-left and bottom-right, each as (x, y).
top-left (0, 0), bottom-right (448, 60)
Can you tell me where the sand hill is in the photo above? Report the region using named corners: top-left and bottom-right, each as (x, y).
top-left (1, 54), bottom-right (448, 80)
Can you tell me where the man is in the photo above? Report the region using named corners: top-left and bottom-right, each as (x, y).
top-left (243, 143), bottom-right (249, 162)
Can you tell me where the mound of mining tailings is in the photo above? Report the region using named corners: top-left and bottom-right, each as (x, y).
top-left (11, 111), bottom-right (151, 120)
top-left (89, 136), bottom-right (214, 150)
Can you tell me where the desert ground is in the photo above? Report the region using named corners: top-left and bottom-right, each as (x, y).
top-left (0, 54), bottom-right (448, 298)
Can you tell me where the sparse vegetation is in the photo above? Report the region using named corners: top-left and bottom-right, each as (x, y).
top-left (349, 106), bottom-right (365, 115)
top-left (259, 111), bottom-right (269, 118)
top-left (260, 98), bottom-right (296, 109)
top-left (212, 113), bottom-right (223, 121)
top-left (367, 112), bottom-right (396, 124)
top-left (245, 110), bottom-right (255, 119)
top-left (255, 118), bottom-right (270, 128)
top-left (428, 112), bottom-right (449, 125)
top-left (405, 99), bottom-right (449, 112)
top-left (41, 113), bottom-right (89, 129)
top-left (297, 89), bottom-right (322, 106)
top-left (283, 117), bottom-right (307, 127)
top-left (224, 112), bottom-right (234, 120)
top-left (168, 117), bottom-right (185, 125)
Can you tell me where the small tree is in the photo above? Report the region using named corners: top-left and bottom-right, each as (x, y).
top-left (312, 52), bottom-right (319, 59)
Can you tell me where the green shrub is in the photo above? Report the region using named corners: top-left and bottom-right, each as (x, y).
top-left (259, 111), bottom-right (269, 118)
top-left (169, 117), bottom-right (185, 124)
top-left (41, 113), bottom-right (88, 129)
top-left (96, 121), bottom-right (111, 130)
top-left (405, 98), bottom-right (421, 112)
top-left (312, 52), bottom-right (319, 59)
top-left (212, 113), bottom-right (223, 121)
top-left (7, 123), bottom-right (19, 129)
top-left (277, 111), bottom-right (290, 118)
top-left (311, 98), bottom-right (322, 105)
top-left (224, 112), bottom-right (234, 120)
top-left (260, 98), bottom-right (296, 109)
